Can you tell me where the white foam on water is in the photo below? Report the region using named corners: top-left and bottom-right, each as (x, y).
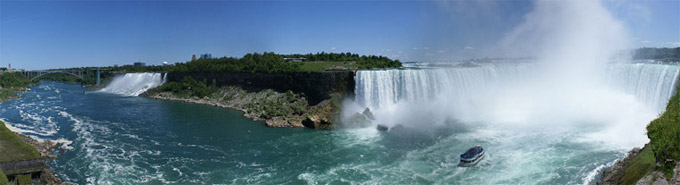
top-left (350, 63), bottom-right (679, 148)
top-left (1, 118), bottom-right (58, 137)
top-left (582, 158), bottom-right (620, 185)
top-left (338, 63), bottom-right (679, 184)
top-left (53, 138), bottom-right (74, 150)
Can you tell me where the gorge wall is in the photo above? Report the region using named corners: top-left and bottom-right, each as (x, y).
top-left (165, 71), bottom-right (355, 105)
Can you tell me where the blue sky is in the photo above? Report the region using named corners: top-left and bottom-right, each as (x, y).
top-left (1, 0), bottom-right (678, 70)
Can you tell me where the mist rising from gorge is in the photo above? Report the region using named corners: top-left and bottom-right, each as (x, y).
top-left (344, 0), bottom-right (666, 149)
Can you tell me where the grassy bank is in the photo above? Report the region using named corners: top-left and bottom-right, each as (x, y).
top-left (646, 72), bottom-right (680, 179)
top-left (0, 169), bottom-right (8, 184)
top-left (0, 120), bottom-right (41, 162)
top-left (619, 146), bottom-right (656, 184)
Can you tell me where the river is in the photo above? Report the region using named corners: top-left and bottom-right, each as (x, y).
top-left (0, 62), bottom-right (678, 184)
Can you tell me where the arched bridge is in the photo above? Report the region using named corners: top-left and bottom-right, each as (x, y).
top-left (23, 68), bottom-right (103, 86)
top-left (25, 70), bottom-right (85, 81)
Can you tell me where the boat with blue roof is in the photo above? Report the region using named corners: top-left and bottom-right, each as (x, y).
top-left (459, 145), bottom-right (485, 167)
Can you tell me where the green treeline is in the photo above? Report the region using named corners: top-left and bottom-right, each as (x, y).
top-left (170, 52), bottom-right (300, 73)
top-left (31, 73), bottom-right (81, 84)
top-left (170, 52), bottom-right (402, 73)
top-left (633, 47), bottom-right (680, 62)
top-left (157, 76), bottom-right (218, 98)
top-left (0, 72), bottom-right (33, 88)
top-left (51, 52), bottom-right (401, 74)
top-left (0, 72), bottom-right (36, 101)
top-left (646, 74), bottom-right (680, 178)
top-left (281, 52), bottom-right (401, 68)
top-left (35, 52), bottom-right (401, 85)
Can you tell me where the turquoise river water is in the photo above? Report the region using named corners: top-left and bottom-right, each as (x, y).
top-left (1, 63), bottom-right (678, 184)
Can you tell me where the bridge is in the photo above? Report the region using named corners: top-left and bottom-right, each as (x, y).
top-left (22, 68), bottom-right (102, 85)
top-left (25, 71), bottom-right (85, 81)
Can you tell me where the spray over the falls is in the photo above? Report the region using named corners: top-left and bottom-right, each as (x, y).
top-left (99, 73), bottom-right (167, 96)
top-left (347, 63), bottom-right (679, 147)
top-left (343, 0), bottom-right (671, 150)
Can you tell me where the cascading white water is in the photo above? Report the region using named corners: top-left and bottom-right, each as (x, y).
top-left (355, 63), bottom-right (679, 115)
top-left (99, 73), bottom-right (167, 96)
top-left (349, 62), bottom-right (680, 148)
top-left (355, 63), bottom-right (531, 110)
top-left (605, 63), bottom-right (680, 112)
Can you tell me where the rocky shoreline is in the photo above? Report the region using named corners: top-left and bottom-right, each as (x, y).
top-left (15, 134), bottom-right (64, 184)
top-left (142, 86), bottom-right (339, 129)
top-left (1, 91), bottom-right (65, 184)
top-left (598, 145), bottom-right (680, 185)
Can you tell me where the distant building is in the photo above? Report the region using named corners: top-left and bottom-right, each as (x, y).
top-left (133, 62), bottom-right (146, 67)
top-left (162, 61), bottom-right (170, 66)
top-left (284, 58), bottom-right (306, 62)
top-left (8, 64), bottom-right (11, 72)
top-left (200, 53), bottom-right (212, 59)
top-left (192, 55), bottom-right (197, 61)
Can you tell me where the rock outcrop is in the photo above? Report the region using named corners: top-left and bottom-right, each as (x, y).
top-left (165, 72), bottom-right (355, 105)
top-left (599, 145), bottom-right (680, 185)
top-left (146, 87), bottom-right (344, 129)
top-left (599, 147), bottom-right (644, 185)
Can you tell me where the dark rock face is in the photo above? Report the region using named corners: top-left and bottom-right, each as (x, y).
top-left (301, 99), bottom-right (335, 129)
top-left (166, 72), bottom-right (355, 105)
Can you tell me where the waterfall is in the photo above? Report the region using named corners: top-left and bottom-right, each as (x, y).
top-left (99, 73), bottom-right (167, 96)
top-left (355, 63), bottom-right (531, 110)
top-left (350, 62), bottom-right (680, 140)
top-left (605, 63), bottom-right (680, 112)
top-left (355, 63), bottom-right (679, 115)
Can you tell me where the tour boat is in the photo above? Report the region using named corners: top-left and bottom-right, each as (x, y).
top-left (459, 145), bottom-right (484, 167)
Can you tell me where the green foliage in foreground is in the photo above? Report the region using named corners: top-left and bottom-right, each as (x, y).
top-left (646, 71), bottom-right (680, 179)
top-left (0, 120), bottom-right (41, 162)
top-left (16, 174), bottom-right (31, 185)
top-left (619, 146), bottom-right (656, 184)
top-left (0, 169), bottom-right (8, 185)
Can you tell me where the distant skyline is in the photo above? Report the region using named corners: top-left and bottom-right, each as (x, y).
top-left (1, 0), bottom-right (679, 70)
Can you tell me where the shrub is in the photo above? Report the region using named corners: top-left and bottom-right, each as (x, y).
top-left (646, 71), bottom-right (680, 178)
